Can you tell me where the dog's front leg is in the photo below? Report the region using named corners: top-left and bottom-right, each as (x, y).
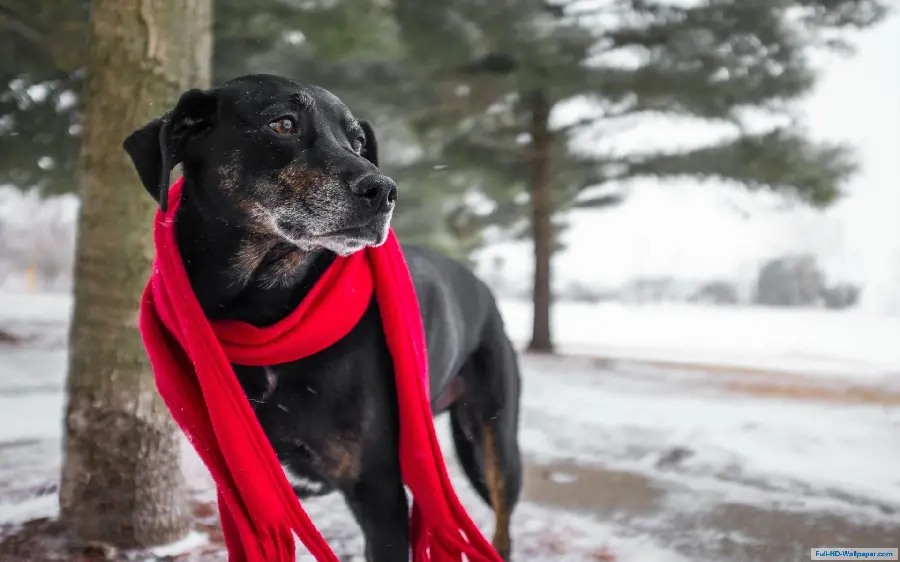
top-left (342, 467), bottom-right (410, 562)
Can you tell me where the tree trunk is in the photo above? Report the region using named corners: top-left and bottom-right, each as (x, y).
top-left (59, 0), bottom-right (212, 549)
top-left (526, 90), bottom-right (555, 354)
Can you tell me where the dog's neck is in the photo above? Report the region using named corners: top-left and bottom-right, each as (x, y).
top-left (172, 179), bottom-right (336, 326)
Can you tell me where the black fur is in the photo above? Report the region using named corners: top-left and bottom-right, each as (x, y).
top-left (124, 74), bottom-right (522, 562)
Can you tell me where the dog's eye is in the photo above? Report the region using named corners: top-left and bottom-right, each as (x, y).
top-left (351, 135), bottom-right (365, 154)
top-left (268, 117), bottom-right (296, 135)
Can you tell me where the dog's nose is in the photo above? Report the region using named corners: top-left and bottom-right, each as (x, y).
top-left (352, 175), bottom-right (398, 209)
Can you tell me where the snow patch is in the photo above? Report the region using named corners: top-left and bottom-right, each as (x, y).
top-left (0, 494), bottom-right (57, 525)
top-left (148, 530), bottom-right (209, 557)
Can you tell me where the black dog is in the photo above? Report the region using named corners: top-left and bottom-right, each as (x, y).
top-left (123, 74), bottom-right (522, 562)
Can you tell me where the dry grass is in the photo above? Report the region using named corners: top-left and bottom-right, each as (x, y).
top-left (719, 381), bottom-right (900, 405)
top-left (582, 354), bottom-right (900, 406)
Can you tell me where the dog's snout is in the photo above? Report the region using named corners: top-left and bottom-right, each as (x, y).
top-left (352, 175), bottom-right (398, 208)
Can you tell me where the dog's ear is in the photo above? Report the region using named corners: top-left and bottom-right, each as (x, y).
top-left (359, 120), bottom-right (379, 168)
top-left (122, 88), bottom-right (218, 212)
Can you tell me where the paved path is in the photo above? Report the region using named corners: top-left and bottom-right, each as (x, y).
top-left (523, 458), bottom-right (899, 562)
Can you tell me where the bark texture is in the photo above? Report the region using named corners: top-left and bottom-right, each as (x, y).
top-left (526, 90), bottom-right (555, 354)
top-left (59, 0), bottom-right (212, 548)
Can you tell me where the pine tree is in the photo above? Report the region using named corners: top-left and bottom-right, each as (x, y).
top-left (0, 2), bottom-right (88, 194)
top-left (59, 0), bottom-right (211, 547)
top-left (392, 0), bottom-right (887, 352)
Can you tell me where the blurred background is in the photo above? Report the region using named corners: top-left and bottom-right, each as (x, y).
top-left (0, 1), bottom-right (898, 561)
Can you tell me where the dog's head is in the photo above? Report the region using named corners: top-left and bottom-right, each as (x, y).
top-left (122, 74), bottom-right (396, 256)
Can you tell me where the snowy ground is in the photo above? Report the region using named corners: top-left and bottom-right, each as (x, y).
top-left (1, 292), bottom-right (899, 561)
top-left (498, 300), bottom-right (900, 381)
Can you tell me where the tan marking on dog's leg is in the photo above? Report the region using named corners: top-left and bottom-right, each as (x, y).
top-left (483, 425), bottom-right (511, 561)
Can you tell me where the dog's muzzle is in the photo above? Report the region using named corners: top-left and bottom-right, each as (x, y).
top-left (351, 174), bottom-right (398, 213)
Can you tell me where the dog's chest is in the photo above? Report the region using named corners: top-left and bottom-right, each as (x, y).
top-left (231, 316), bottom-right (389, 495)
top-left (254, 367), bottom-right (336, 497)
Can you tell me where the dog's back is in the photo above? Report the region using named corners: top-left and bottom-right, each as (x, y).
top-left (403, 245), bottom-right (504, 389)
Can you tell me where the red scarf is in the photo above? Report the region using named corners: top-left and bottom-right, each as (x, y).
top-left (139, 178), bottom-right (502, 562)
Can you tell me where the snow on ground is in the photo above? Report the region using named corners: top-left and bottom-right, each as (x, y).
top-left (1, 291), bottom-right (899, 561)
top-left (0, 292), bottom-right (71, 327)
top-left (148, 531), bottom-right (210, 557)
top-left (498, 299), bottom-right (900, 380)
top-left (517, 354), bottom-right (900, 515)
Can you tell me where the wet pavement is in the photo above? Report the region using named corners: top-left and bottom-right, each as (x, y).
top-left (524, 459), bottom-right (900, 562)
